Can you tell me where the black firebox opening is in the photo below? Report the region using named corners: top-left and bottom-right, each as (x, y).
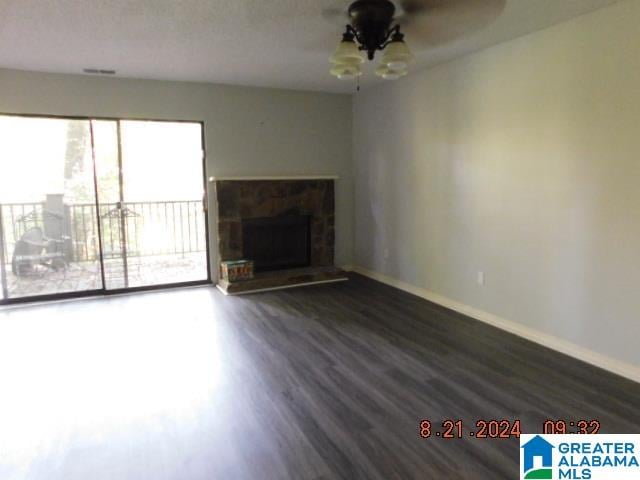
top-left (242, 215), bottom-right (311, 273)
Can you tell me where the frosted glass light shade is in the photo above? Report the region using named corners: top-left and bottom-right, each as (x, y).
top-left (330, 40), bottom-right (365, 65)
top-left (330, 63), bottom-right (362, 80)
top-left (375, 64), bottom-right (407, 80)
top-left (380, 40), bottom-right (414, 71)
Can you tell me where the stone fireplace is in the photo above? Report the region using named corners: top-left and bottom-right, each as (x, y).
top-left (213, 178), bottom-right (347, 294)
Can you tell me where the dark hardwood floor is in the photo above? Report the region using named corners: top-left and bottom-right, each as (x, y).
top-left (0, 273), bottom-right (638, 479)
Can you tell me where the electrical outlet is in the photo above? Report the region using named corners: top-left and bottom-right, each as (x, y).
top-left (383, 248), bottom-right (390, 260)
top-left (477, 271), bottom-right (485, 286)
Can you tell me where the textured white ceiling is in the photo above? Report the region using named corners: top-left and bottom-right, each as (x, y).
top-left (0, 0), bottom-right (624, 93)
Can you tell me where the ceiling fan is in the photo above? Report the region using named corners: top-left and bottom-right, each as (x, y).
top-left (326, 0), bottom-right (506, 81)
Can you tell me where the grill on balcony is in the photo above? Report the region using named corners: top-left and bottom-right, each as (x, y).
top-left (0, 200), bottom-right (208, 299)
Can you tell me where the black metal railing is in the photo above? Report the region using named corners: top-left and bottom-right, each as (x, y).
top-left (1, 200), bottom-right (206, 264)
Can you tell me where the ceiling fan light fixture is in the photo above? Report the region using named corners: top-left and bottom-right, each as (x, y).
top-left (330, 63), bottom-right (363, 80)
top-left (328, 0), bottom-right (417, 83)
top-left (380, 38), bottom-right (414, 71)
top-left (375, 64), bottom-right (407, 80)
top-left (330, 33), bottom-right (365, 66)
top-left (326, 0), bottom-right (506, 84)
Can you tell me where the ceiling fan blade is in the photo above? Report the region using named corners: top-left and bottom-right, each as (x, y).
top-left (398, 0), bottom-right (429, 15)
top-left (322, 6), bottom-right (350, 25)
top-left (321, 0), bottom-right (353, 27)
top-left (396, 0), bottom-right (506, 47)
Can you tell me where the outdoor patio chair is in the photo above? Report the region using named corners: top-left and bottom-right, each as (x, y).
top-left (11, 227), bottom-right (68, 277)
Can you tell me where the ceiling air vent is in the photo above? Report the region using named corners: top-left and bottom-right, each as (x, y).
top-left (83, 68), bottom-right (116, 75)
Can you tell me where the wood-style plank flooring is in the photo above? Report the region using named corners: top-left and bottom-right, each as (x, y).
top-left (0, 273), bottom-right (638, 479)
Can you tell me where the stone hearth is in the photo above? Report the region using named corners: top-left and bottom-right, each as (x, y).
top-left (213, 178), bottom-right (346, 294)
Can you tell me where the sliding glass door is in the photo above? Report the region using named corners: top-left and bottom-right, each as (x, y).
top-left (95, 119), bottom-right (208, 290)
top-left (0, 116), bottom-right (103, 300)
top-left (0, 115), bottom-right (209, 304)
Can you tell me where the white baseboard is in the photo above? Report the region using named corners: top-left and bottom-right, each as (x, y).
top-left (351, 265), bottom-right (640, 384)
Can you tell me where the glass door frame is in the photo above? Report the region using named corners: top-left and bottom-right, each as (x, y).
top-left (0, 112), bottom-right (211, 306)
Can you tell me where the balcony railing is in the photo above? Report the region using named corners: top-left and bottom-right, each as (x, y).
top-left (1, 200), bottom-right (206, 265)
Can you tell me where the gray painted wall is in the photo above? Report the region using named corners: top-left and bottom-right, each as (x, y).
top-left (0, 69), bottom-right (354, 278)
top-left (353, 0), bottom-right (640, 368)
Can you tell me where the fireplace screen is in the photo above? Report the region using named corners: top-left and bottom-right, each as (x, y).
top-left (242, 215), bottom-right (311, 272)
